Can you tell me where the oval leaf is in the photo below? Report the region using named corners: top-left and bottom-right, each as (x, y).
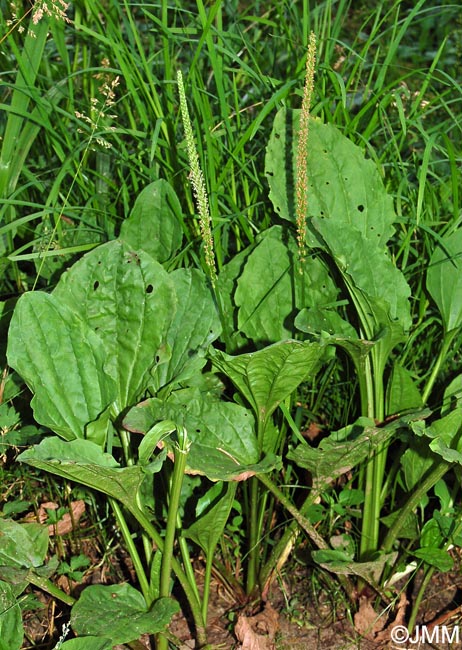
top-left (120, 179), bottom-right (183, 263)
top-left (53, 240), bottom-right (176, 408)
top-left (7, 293), bottom-right (116, 442)
top-left (427, 228), bottom-right (462, 333)
top-left (71, 584), bottom-right (179, 644)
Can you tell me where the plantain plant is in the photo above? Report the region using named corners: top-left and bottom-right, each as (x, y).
top-left (4, 24), bottom-right (462, 650)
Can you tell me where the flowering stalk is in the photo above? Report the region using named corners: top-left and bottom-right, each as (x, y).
top-left (296, 32), bottom-right (316, 270)
top-left (177, 70), bottom-right (217, 286)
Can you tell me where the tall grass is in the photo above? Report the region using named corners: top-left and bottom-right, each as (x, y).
top-left (1, 1), bottom-right (459, 294)
top-left (1, 0), bottom-right (462, 632)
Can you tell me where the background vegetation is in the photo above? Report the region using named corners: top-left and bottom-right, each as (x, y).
top-left (1, 0), bottom-right (462, 648)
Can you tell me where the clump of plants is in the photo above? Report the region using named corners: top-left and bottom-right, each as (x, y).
top-left (2, 1), bottom-right (462, 649)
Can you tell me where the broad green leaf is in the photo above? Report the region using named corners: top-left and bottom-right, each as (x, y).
top-left (159, 392), bottom-right (280, 481)
top-left (151, 268), bottom-right (221, 392)
top-left (427, 228), bottom-right (462, 333)
top-left (311, 217), bottom-right (412, 333)
top-left (265, 109), bottom-right (396, 248)
top-left (295, 307), bottom-right (357, 338)
top-left (288, 411), bottom-right (430, 490)
top-left (413, 548), bottom-right (453, 572)
top-left (380, 510), bottom-right (419, 540)
top-left (59, 638), bottom-right (112, 650)
top-left (7, 293), bottom-right (116, 442)
top-left (71, 584), bottom-right (179, 644)
top-left (295, 309), bottom-right (374, 375)
top-left (401, 444), bottom-right (437, 492)
top-left (234, 226), bottom-right (337, 343)
top-left (0, 581), bottom-right (22, 650)
top-left (420, 517), bottom-right (443, 548)
top-left (125, 391), bottom-right (280, 481)
top-left (184, 483), bottom-right (236, 556)
top-left (265, 107), bottom-right (411, 370)
top-left (18, 438), bottom-right (146, 511)
top-left (387, 364), bottom-right (423, 414)
top-left (120, 179), bottom-right (183, 263)
top-left (53, 240), bottom-right (176, 408)
top-left (418, 409), bottom-right (462, 463)
top-left (0, 520), bottom-right (48, 569)
top-left (216, 243), bottom-right (254, 352)
top-left (210, 340), bottom-right (323, 433)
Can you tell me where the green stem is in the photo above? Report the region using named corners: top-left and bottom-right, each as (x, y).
top-left (422, 330), bottom-right (458, 404)
top-left (177, 527), bottom-right (201, 604)
top-left (159, 449), bottom-right (188, 598)
top-left (110, 497), bottom-right (151, 604)
top-left (359, 353), bottom-right (381, 560)
top-left (256, 473), bottom-right (328, 551)
top-left (246, 477), bottom-right (260, 594)
top-left (381, 460), bottom-right (452, 553)
top-left (256, 473), bottom-right (356, 599)
top-left (158, 432), bottom-right (192, 650)
top-left (202, 552), bottom-right (213, 625)
top-left (27, 571), bottom-right (75, 607)
top-left (407, 564), bottom-right (434, 632)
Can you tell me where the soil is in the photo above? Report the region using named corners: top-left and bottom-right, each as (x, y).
top-left (21, 548), bottom-right (462, 650)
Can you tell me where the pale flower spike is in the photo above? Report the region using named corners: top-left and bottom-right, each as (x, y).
top-left (177, 70), bottom-right (217, 287)
top-left (296, 32), bottom-right (317, 270)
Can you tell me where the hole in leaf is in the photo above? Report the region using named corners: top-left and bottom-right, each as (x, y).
top-left (357, 204), bottom-right (364, 212)
top-left (275, 132), bottom-right (280, 139)
top-left (146, 284), bottom-right (153, 294)
top-left (93, 281), bottom-right (99, 291)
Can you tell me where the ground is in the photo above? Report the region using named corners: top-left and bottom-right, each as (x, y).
top-left (22, 546), bottom-right (462, 649)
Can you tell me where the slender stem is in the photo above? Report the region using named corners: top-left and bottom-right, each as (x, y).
top-left (122, 503), bottom-right (206, 646)
top-left (110, 497), bottom-right (151, 604)
top-left (202, 553), bottom-right (213, 625)
top-left (422, 329), bottom-right (458, 404)
top-left (27, 572), bottom-right (75, 607)
top-left (160, 451), bottom-right (188, 598)
top-left (407, 565), bottom-right (434, 632)
top-left (256, 473), bottom-right (356, 600)
top-left (246, 477), bottom-right (260, 594)
top-left (157, 437), bottom-right (190, 650)
top-left (256, 473), bottom-right (328, 550)
top-left (177, 528), bottom-right (201, 604)
top-left (359, 353), bottom-right (380, 560)
top-left (381, 460), bottom-right (452, 553)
